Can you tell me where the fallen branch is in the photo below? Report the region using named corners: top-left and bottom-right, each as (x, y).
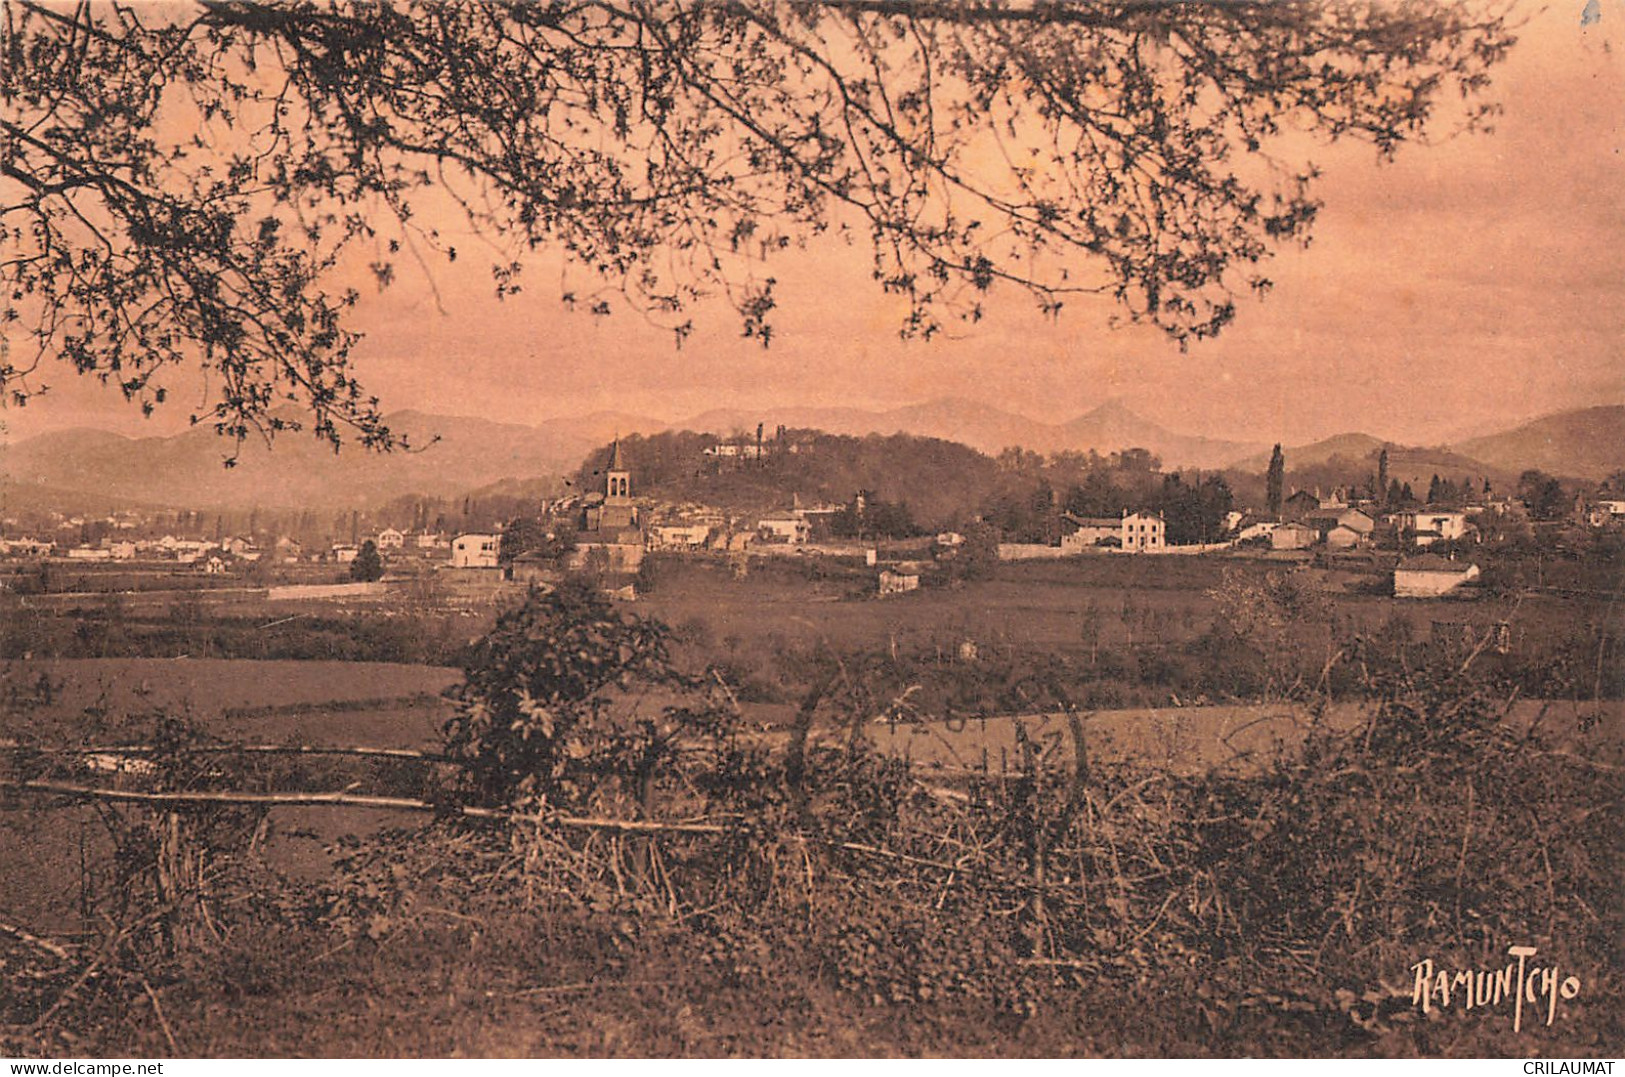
top-left (505, 979), bottom-right (662, 998)
top-left (1017, 957), bottom-right (1099, 970)
top-left (2, 743), bottom-right (448, 763)
top-left (139, 976), bottom-right (182, 1056)
top-left (0, 919), bottom-right (76, 962)
top-left (0, 778), bottom-right (736, 836)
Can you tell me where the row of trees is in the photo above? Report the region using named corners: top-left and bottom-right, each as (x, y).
top-left (988, 470), bottom-right (1234, 546)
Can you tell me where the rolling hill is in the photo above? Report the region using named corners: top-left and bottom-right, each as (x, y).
top-left (678, 397), bottom-right (1261, 468)
top-left (1234, 433), bottom-right (1388, 474)
top-left (1452, 405), bottom-right (1625, 481)
top-left (2, 400), bottom-right (1612, 514)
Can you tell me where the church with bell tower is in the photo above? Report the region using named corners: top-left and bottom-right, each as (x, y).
top-left (573, 437), bottom-right (645, 572)
top-left (583, 437), bottom-right (638, 533)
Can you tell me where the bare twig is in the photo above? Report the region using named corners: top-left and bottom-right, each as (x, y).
top-left (0, 919), bottom-right (75, 963)
top-left (139, 976), bottom-right (181, 1056)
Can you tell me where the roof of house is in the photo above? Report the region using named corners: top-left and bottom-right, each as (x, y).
top-left (1396, 555), bottom-right (1478, 574)
top-left (1062, 513), bottom-right (1121, 529)
top-left (577, 528), bottom-right (644, 547)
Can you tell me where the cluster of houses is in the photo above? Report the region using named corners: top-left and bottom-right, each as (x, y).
top-left (431, 445), bottom-right (1609, 602)
top-left (443, 442), bottom-right (910, 596)
top-left (1227, 490), bottom-right (1485, 554)
top-left (1031, 488), bottom-right (1505, 599)
top-left (7, 439), bottom-right (1619, 605)
top-left (0, 526), bottom-right (456, 575)
top-left (1059, 512), bottom-right (1168, 554)
top-left (0, 533), bottom-right (258, 569)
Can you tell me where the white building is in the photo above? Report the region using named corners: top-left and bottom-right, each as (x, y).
top-left (878, 569), bottom-right (920, 596)
top-left (651, 523), bottom-right (713, 550)
top-left (1121, 512), bottom-right (1165, 552)
top-left (375, 528), bottom-right (405, 550)
top-left (1587, 500), bottom-right (1625, 527)
top-left (756, 512), bottom-right (810, 544)
top-left (451, 533), bottom-right (500, 569)
top-left (1394, 555), bottom-right (1481, 598)
top-left (1402, 510), bottom-right (1470, 547)
top-left (705, 442), bottom-right (765, 459)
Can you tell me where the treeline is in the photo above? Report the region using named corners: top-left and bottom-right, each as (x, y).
top-left (578, 431), bottom-right (1235, 541)
top-left (985, 466), bottom-right (1233, 545)
top-left (574, 429), bottom-right (994, 529)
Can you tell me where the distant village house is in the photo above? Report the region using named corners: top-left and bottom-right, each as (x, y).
top-left (1401, 510), bottom-right (1470, 548)
top-left (1394, 555), bottom-right (1481, 598)
top-left (878, 568), bottom-right (920, 596)
top-left (451, 533), bottom-right (500, 569)
top-left (756, 511), bottom-right (810, 545)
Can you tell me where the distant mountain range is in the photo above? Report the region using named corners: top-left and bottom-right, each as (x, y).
top-left (1452, 405), bottom-right (1624, 482)
top-left (678, 396), bottom-right (1262, 469)
top-left (0, 399), bottom-right (1617, 512)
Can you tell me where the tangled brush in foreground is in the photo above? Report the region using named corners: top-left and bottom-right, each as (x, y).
top-left (1, 589), bottom-right (1619, 1055)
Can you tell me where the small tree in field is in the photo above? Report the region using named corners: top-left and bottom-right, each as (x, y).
top-left (349, 540), bottom-right (383, 582)
top-left (443, 579), bottom-right (730, 811)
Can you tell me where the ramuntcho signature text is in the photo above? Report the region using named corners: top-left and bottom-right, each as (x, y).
top-left (1411, 945), bottom-right (1581, 1033)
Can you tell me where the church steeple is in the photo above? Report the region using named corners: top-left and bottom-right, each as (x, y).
top-left (606, 437), bottom-right (630, 502)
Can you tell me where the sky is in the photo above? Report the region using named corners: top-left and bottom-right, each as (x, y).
top-left (2, 0), bottom-right (1621, 450)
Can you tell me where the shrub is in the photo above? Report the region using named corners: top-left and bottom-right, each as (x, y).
top-left (441, 579), bottom-right (732, 811)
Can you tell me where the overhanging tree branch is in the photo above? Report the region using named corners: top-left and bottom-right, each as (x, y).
top-left (0, 0), bottom-right (1516, 449)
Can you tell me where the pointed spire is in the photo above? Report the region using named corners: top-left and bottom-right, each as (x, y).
top-left (607, 436), bottom-right (624, 472)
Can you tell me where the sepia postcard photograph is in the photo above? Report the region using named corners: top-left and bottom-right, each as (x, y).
top-left (0, 0), bottom-right (1620, 1062)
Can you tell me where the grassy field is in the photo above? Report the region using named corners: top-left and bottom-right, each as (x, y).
top-left (1, 555), bottom-right (1619, 1058)
top-left (0, 659), bottom-right (464, 933)
top-left (1, 657), bottom-right (459, 732)
top-left (643, 553), bottom-right (1600, 654)
top-left (861, 698), bottom-right (1625, 776)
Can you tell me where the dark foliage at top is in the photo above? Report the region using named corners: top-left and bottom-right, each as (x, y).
top-left (2, 1), bottom-right (1512, 447)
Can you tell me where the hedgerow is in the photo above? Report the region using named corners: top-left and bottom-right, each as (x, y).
top-left (1, 587), bottom-right (1619, 1056)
